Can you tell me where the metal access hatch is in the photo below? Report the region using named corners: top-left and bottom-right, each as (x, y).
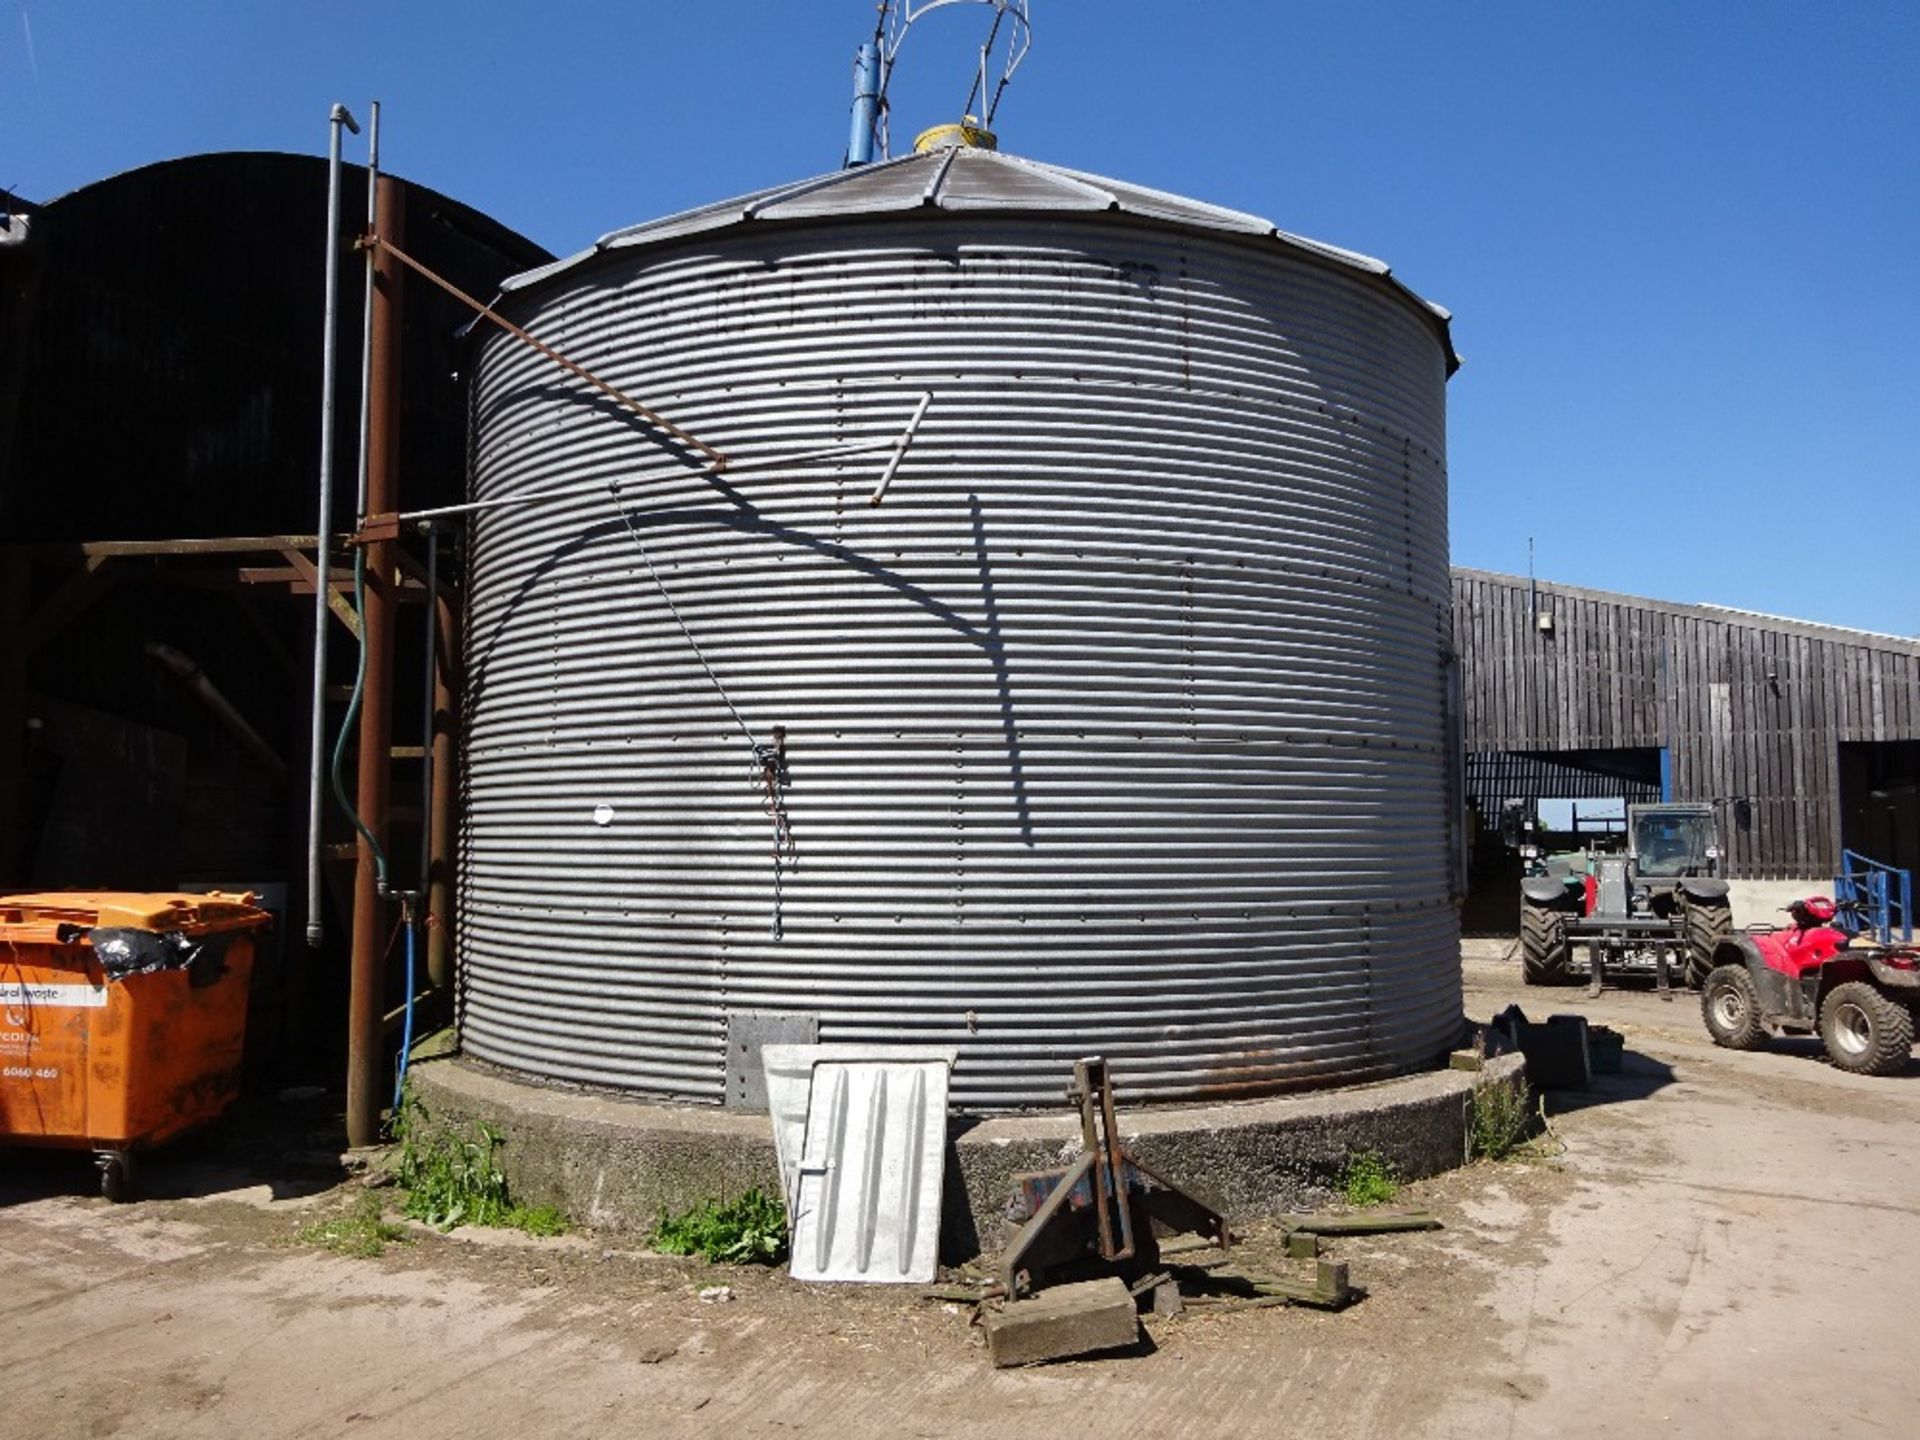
top-left (762, 1045), bottom-right (956, 1284)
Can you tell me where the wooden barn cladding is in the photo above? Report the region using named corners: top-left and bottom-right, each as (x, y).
top-left (1452, 568), bottom-right (1920, 880)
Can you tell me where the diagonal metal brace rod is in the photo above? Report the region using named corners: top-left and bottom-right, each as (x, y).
top-left (365, 234), bottom-right (730, 474)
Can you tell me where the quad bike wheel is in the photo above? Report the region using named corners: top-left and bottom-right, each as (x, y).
top-left (1683, 900), bottom-right (1732, 989)
top-left (1701, 965), bottom-right (1766, 1050)
top-left (1818, 981), bottom-right (1915, 1077)
top-left (1520, 901), bottom-right (1572, 986)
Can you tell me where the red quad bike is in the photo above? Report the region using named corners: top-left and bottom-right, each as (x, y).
top-left (1700, 897), bottom-right (1919, 1076)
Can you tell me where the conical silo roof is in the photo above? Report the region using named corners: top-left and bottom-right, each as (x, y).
top-left (501, 147), bottom-right (1456, 373)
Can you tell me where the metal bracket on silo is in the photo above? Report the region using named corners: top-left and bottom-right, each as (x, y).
top-left (725, 1011), bottom-right (821, 1110)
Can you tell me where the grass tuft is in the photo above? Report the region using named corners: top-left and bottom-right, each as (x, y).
top-left (298, 1192), bottom-right (408, 1258)
top-left (393, 1097), bottom-right (570, 1236)
top-left (507, 1204), bottom-right (570, 1238)
top-left (650, 1188), bottom-right (788, 1265)
top-left (1341, 1150), bottom-right (1400, 1208)
top-left (1468, 1075), bottom-right (1535, 1161)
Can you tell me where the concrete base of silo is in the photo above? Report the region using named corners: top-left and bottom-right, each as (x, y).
top-left (406, 1052), bottom-right (1525, 1258)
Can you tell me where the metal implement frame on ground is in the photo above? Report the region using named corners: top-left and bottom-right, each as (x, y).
top-left (998, 1056), bottom-right (1231, 1298)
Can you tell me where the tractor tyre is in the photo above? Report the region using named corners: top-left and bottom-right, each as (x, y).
top-left (1520, 902), bottom-right (1572, 986)
top-left (1683, 900), bottom-right (1733, 989)
top-left (1701, 965), bottom-right (1767, 1050)
top-left (1818, 982), bottom-right (1915, 1077)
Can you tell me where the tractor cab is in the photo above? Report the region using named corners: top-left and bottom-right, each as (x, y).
top-left (1627, 804), bottom-right (1720, 879)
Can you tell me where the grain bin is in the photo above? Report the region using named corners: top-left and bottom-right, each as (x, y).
top-left (457, 146), bottom-right (1461, 1110)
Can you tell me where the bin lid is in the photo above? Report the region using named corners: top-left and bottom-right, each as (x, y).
top-left (0, 890), bottom-right (271, 942)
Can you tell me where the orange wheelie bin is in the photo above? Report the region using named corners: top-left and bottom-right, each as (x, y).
top-left (0, 891), bottom-right (273, 1199)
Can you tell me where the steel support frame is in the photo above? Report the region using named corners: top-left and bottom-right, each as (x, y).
top-left (345, 174), bottom-right (405, 1149)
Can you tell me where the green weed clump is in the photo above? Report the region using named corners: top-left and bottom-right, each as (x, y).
top-left (650, 1188), bottom-right (788, 1265)
top-left (394, 1100), bottom-right (571, 1236)
top-left (1341, 1150), bottom-right (1400, 1208)
top-left (298, 1192), bottom-right (409, 1258)
top-left (1468, 1076), bottom-right (1534, 1161)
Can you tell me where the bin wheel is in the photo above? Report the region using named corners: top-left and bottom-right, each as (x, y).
top-left (96, 1151), bottom-right (135, 1203)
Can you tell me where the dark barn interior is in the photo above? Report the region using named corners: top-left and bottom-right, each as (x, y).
top-left (0, 153), bottom-right (549, 1084)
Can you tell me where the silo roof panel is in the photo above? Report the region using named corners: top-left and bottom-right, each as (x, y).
top-left (497, 147), bottom-right (1455, 370)
top-left (933, 150), bottom-right (1114, 210)
top-left (1032, 160), bottom-right (1275, 236)
top-left (752, 155), bottom-right (942, 218)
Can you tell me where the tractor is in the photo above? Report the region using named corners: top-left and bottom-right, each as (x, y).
top-left (1517, 802), bottom-right (1732, 994)
top-left (1700, 896), bottom-right (1918, 1075)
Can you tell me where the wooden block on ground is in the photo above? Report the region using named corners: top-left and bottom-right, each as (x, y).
top-left (1285, 1230), bottom-right (1320, 1259)
top-left (1280, 1209), bottom-right (1441, 1236)
top-left (985, 1277), bottom-right (1139, 1368)
top-left (1314, 1259), bottom-right (1352, 1306)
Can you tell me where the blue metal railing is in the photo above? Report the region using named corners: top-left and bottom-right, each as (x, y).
top-left (1835, 850), bottom-right (1913, 944)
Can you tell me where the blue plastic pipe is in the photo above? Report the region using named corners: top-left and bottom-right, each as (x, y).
top-left (393, 905), bottom-right (416, 1111)
top-left (847, 42), bottom-right (880, 166)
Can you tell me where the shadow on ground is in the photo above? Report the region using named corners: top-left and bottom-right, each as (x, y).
top-left (1537, 1048), bottom-right (1678, 1115)
top-left (0, 1089), bottom-right (352, 1208)
top-left (1749, 1034), bottom-right (1920, 1080)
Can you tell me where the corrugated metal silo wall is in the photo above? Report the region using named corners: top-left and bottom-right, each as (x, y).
top-left (459, 216), bottom-right (1458, 1109)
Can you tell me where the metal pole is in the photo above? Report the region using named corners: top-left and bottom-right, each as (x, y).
top-left (355, 104), bottom-right (381, 516)
top-left (847, 42), bottom-right (881, 166)
top-left (868, 390), bottom-right (932, 504)
top-left (306, 102), bottom-right (359, 949)
top-left (345, 172), bottom-right (403, 1147)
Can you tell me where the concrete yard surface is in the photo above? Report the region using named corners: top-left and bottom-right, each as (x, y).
top-left (2, 951), bottom-right (1916, 1438)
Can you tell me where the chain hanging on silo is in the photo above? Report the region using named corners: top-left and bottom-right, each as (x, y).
top-left (609, 482), bottom-right (794, 940)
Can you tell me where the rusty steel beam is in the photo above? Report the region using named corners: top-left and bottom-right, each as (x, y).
top-left (238, 564), bottom-right (424, 601)
top-left (19, 556), bottom-right (115, 657)
top-left (345, 174), bottom-right (404, 1149)
top-left (281, 547), bottom-right (362, 639)
top-left (236, 565), bottom-right (351, 586)
top-left (369, 235), bottom-right (729, 473)
top-left (390, 544), bottom-right (436, 590)
top-left (17, 534), bottom-right (329, 559)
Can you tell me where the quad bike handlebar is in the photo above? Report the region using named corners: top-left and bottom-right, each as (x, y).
top-left (1780, 896), bottom-right (1861, 918)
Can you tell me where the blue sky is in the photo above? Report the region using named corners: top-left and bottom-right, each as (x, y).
top-left (5, 2), bottom-right (1916, 633)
